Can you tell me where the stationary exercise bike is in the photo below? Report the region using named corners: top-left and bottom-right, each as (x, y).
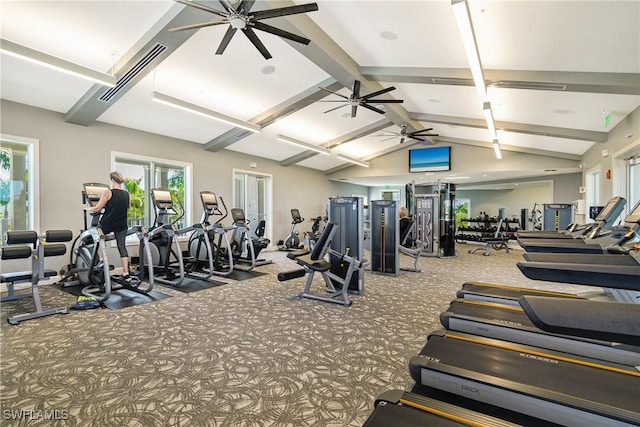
top-left (279, 208), bottom-right (304, 251)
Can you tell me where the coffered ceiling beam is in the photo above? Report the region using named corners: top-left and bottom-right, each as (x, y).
top-left (279, 118), bottom-right (392, 166)
top-left (409, 112), bottom-right (608, 143)
top-left (264, 0), bottom-right (425, 134)
top-left (362, 67), bottom-right (640, 95)
top-left (66, 3), bottom-right (204, 125)
top-left (205, 77), bottom-right (342, 151)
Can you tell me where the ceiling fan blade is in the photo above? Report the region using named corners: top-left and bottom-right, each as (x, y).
top-left (323, 104), bottom-right (348, 114)
top-left (242, 27), bottom-right (272, 59)
top-left (378, 136), bottom-right (397, 142)
top-left (175, 0), bottom-right (227, 17)
top-left (218, 0), bottom-right (235, 13)
top-left (215, 26), bottom-right (237, 55)
top-left (361, 86), bottom-right (396, 100)
top-left (410, 128), bottom-right (435, 136)
top-left (168, 20), bottom-right (226, 32)
top-left (409, 135), bottom-right (434, 143)
top-left (365, 99), bottom-right (404, 104)
top-left (251, 3), bottom-right (319, 20)
top-left (360, 103), bottom-right (386, 115)
top-left (351, 105), bottom-right (358, 118)
top-left (251, 21), bottom-right (310, 45)
top-left (352, 80), bottom-right (361, 99)
top-left (238, 0), bottom-right (257, 14)
top-left (319, 87), bottom-right (349, 99)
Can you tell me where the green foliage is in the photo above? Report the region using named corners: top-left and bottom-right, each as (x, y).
top-left (455, 201), bottom-right (470, 229)
top-left (0, 149), bottom-right (10, 207)
top-left (124, 176), bottom-right (145, 223)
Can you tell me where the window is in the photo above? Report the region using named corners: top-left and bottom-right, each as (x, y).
top-left (113, 153), bottom-right (191, 232)
top-left (0, 135), bottom-right (38, 242)
top-left (585, 167), bottom-right (600, 221)
top-left (627, 156), bottom-right (639, 209)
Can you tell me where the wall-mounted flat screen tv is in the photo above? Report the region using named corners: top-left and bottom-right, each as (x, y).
top-left (409, 146), bottom-right (451, 173)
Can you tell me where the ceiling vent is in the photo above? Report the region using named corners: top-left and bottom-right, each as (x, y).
top-left (99, 42), bottom-right (168, 103)
top-left (492, 81), bottom-right (567, 91)
top-left (431, 78), bottom-right (474, 86)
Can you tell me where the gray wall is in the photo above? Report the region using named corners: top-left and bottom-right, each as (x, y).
top-left (1, 100), bottom-right (367, 269)
top-left (582, 105), bottom-right (640, 203)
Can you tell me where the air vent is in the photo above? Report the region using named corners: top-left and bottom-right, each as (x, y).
top-left (492, 81), bottom-right (567, 91)
top-left (99, 42), bottom-right (168, 103)
top-left (234, 130), bottom-right (252, 139)
top-left (431, 78), bottom-right (474, 86)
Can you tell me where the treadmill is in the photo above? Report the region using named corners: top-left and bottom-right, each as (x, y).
top-left (457, 241), bottom-right (640, 318)
top-left (517, 245), bottom-right (640, 295)
top-left (517, 201), bottom-right (640, 254)
top-left (362, 389), bottom-right (524, 427)
top-left (439, 297), bottom-right (640, 366)
top-left (516, 196), bottom-right (625, 240)
top-left (409, 329), bottom-right (640, 427)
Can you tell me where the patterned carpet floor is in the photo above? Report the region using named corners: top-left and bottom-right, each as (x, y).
top-left (1, 244), bottom-right (597, 426)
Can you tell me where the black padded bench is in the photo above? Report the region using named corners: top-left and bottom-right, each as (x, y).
top-left (1, 229), bottom-right (72, 325)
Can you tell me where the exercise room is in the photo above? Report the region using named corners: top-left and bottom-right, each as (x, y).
top-left (1, 1), bottom-right (639, 426)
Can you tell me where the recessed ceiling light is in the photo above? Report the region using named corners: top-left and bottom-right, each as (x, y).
top-left (379, 31), bottom-right (398, 40)
top-left (553, 108), bottom-right (575, 115)
top-left (261, 65), bottom-right (276, 75)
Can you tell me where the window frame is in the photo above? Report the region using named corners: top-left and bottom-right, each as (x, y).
top-left (112, 151), bottom-right (192, 237)
top-left (0, 134), bottom-right (39, 241)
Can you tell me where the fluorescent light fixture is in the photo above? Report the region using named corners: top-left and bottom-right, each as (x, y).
top-left (152, 91), bottom-right (261, 133)
top-left (336, 154), bottom-right (369, 168)
top-left (493, 139), bottom-right (502, 160)
top-left (483, 102), bottom-right (497, 139)
top-left (0, 38), bottom-right (116, 87)
top-left (451, 0), bottom-right (486, 97)
top-left (276, 134), bottom-right (330, 155)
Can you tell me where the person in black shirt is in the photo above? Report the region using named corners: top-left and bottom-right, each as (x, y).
top-left (88, 171), bottom-right (133, 283)
top-left (399, 206), bottom-right (412, 247)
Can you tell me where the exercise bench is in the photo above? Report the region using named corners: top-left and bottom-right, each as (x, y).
top-left (1, 229), bottom-right (73, 325)
top-left (468, 217), bottom-right (511, 256)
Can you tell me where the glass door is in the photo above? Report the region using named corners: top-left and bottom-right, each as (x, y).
top-left (233, 170), bottom-right (272, 240)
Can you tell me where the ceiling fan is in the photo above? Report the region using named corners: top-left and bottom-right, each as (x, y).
top-left (377, 124), bottom-right (439, 144)
top-left (319, 80), bottom-right (404, 118)
top-left (169, 0), bottom-right (318, 60)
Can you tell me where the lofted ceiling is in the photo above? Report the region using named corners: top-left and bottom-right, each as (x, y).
top-left (1, 0), bottom-right (639, 188)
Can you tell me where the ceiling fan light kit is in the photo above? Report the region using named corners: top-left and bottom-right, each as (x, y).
top-left (170, 0), bottom-right (319, 60)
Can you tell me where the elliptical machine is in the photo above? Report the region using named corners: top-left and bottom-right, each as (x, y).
top-left (142, 188), bottom-right (185, 287)
top-left (228, 208), bottom-right (271, 271)
top-left (60, 183), bottom-right (155, 302)
top-left (279, 209), bottom-right (304, 251)
top-left (186, 191), bottom-right (234, 278)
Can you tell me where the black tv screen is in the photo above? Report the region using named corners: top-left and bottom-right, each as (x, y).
top-left (409, 146), bottom-right (451, 173)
